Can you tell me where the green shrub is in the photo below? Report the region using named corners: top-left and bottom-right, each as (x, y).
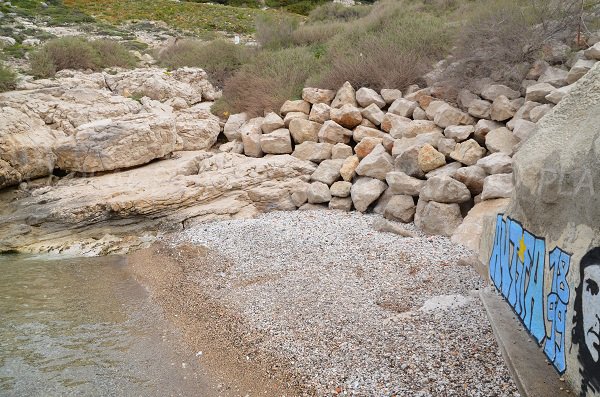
top-left (29, 37), bottom-right (136, 78)
top-left (255, 13), bottom-right (300, 50)
top-left (156, 39), bottom-right (253, 88)
top-left (308, 2), bottom-right (371, 22)
top-left (291, 21), bottom-right (346, 45)
top-left (0, 63), bottom-right (17, 92)
top-left (214, 46), bottom-right (320, 116)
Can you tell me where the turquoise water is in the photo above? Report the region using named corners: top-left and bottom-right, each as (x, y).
top-left (0, 255), bottom-right (212, 396)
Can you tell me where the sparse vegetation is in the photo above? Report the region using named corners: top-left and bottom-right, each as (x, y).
top-left (307, 2), bottom-right (371, 22)
top-left (0, 63), bottom-right (17, 92)
top-left (30, 37), bottom-right (137, 78)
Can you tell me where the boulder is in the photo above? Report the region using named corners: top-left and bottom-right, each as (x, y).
top-left (361, 103), bottom-right (385, 126)
top-left (415, 199), bottom-right (463, 236)
top-left (380, 89), bottom-right (402, 105)
top-left (384, 195), bottom-right (416, 223)
top-left (449, 139), bottom-right (486, 166)
top-left (481, 84), bottom-right (521, 101)
top-left (262, 112), bottom-right (285, 134)
top-left (318, 120), bottom-right (353, 144)
top-left (381, 113), bottom-right (411, 133)
top-left (529, 104), bottom-right (553, 123)
top-left (480, 173), bottom-right (513, 200)
top-left (311, 159), bottom-right (344, 185)
top-left (175, 113), bottom-right (220, 150)
top-left (331, 143), bottom-right (353, 159)
top-left (437, 137), bottom-right (457, 157)
top-left (525, 82), bottom-right (556, 103)
top-left (302, 88), bottom-right (336, 105)
top-left (240, 117), bottom-right (265, 157)
top-left (395, 146), bottom-right (425, 178)
top-left (283, 112), bottom-right (309, 127)
top-left (388, 98), bottom-right (418, 118)
top-left (391, 132), bottom-right (444, 157)
top-left (331, 81), bottom-right (357, 108)
top-left (353, 125), bottom-right (387, 142)
top-left (309, 103), bottom-right (331, 124)
top-left (386, 171), bottom-right (425, 196)
top-left (372, 218), bottom-right (417, 237)
top-left (280, 99), bottom-right (310, 115)
top-left (54, 114), bottom-right (177, 173)
top-left (355, 144), bottom-right (394, 180)
top-left (350, 177), bottom-right (387, 212)
top-left (330, 104), bottom-right (363, 129)
top-left (432, 102), bottom-right (474, 128)
top-left (452, 165), bottom-right (486, 195)
top-left (340, 155), bottom-right (360, 182)
top-left (485, 127), bottom-right (518, 155)
top-left (420, 175), bottom-right (471, 203)
top-left (476, 153), bottom-right (513, 174)
top-left (490, 95), bottom-right (518, 121)
top-left (355, 137), bottom-right (383, 159)
top-left (394, 120), bottom-right (442, 139)
top-left (290, 184), bottom-right (309, 207)
top-left (545, 84), bottom-right (574, 104)
top-left (468, 99), bottom-right (492, 119)
top-left (512, 119), bottom-right (537, 142)
top-left (457, 89), bottom-right (480, 110)
top-left (412, 107), bottom-right (428, 120)
top-left (418, 144), bottom-right (446, 172)
top-left (451, 198), bottom-right (510, 252)
top-left (329, 197), bottom-right (353, 211)
top-left (444, 125), bottom-right (474, 142)
top-left (474, 119), bottom-right (503, 143)
top-left (538, 66), bottom-right (569, 87)
top-left (223, 112), bottom-right (248, 141)
top-left (289, 118), bottom-right (321, 144)
top-left (292, 141), bottom-right (333, 163)
top-left (260, 128), bottom-right (293, 154)
top-left (356, 87), bottom-right (386, 108)
top-left (330, 181), bottom-right (352, 198)
top-left (583, 42), bottom-right (600, 60)
top-left (307, 181), bottom-right (332, 204)
top-left (424, 162), bottom-right (463, 179)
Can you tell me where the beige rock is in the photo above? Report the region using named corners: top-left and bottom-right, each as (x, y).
top-left (260, 128), bottom-right (293, 154)
top-left (468, 99), bottom-right (492, 119)
top-left (386, 171), bottom-right (425, 196)
top-left (340, 155), bottom-right (360, 182)
top-left (302, 88), bottom-right (336, 105)
top-left (424, 162), bottom-right (463, 179)
top-left (380, 89), bottom-right (402, 105)
top-left (545, 84), bottom-right (574, 104)
top-left (240, 117), bottom-right (265, 157)
top-left (391, 132), bottom-right (444, 157)
top-left (474, 119), bottom-right (503, 143)
top-left (529, 104), bottom-right (553, 123)
top-left (311, 159), bottom-right (344, 185)
top-left (444, 125), bottom-right (474, 142)
top-left (476, 153), bottom-right (513, 174)
top-left (394, 120), bottom-right (442, 139)
top-left (331, 81), bottom-right (357, 108)
top-left (262, 112), bottom-right (285, 134)
top-left (351, 177), bottom-right (387, 212)
top-left (437, 137), bottom-right (457, 157)
top-left (355, 137), bottom-right (383, 159)
top-left (481, 173), bottom-right (513, 200)
top-left (372, 218), bottom-right (417, 237)
top-left (289, 118), bottom-right (321, 144)
top-left (512, 119), bottom-right (537, 142)
top-left (290, 183), bottom-right (309, 207)
top-left (432, 102), bottom-right (474, 128)
top-left (330, 181), bottom-right (352, 197)
top-left (420, 175), bottom-right (471, 203)
top-left (318, 120), bottom-right (353, 144)
top-left (490, 95), bottom-right (517, 121)
top-left (449, 139), bottom-right (486, 166)
top-left (223, 112), bottom-right (248, 141)
top-left (538, 66), bottom-right (569, 87)
top-left (418, 144), bottom-right (446, 172)
top-left (356, 87), bottom-right (386, 108)
top-left (485, 127), bottom-right (518, 155)
top-left (330, 104), bottom-right (363, 129)
top-left (308, 103), bottom-right (331, 124)
top-left (283, 112), bottom-right (309, 127)
top-left (381, 113), bottom-right (411, 133)
top-left (219, 140), bottom-right (244, 154)
top-left (451, 198), bottom-right (510, 252)
top-left (307, 181), bottom-right (332, 204)
top-left (174, 112), bottom-right (221, 151)
top-left (414, 199), bottom-right (463, 236)
top-left (452, 165), bottom-right (486, 195)
top-left (331, 143), bottom-right (353, 159)
top-left (394, 146), bottom-right (425, 178)
top-left (355, 144), bottom-right (393, 180)
top-left (525, 82), bottom-right (556, 103)
top-left (352, 125), bottom-right (387, 142)
top-left (280, 99), bottom-right (310, 115)
top-left (360, 118), bottom-right (377, 128)
top-left (384, 195), bottom-right (416, 222)
top-left (457, 89), bottom-right (480, 110)
top-left (292, 141), bottom-right (333, 163)
top-left (361, 103), bottom-right (385, 126)
top-left (481, 84), bottom-right (520, 101)
top-left (329, 196), bottom-right (353, 211)
top-left (388, 98), bottom-right (418, 118)
top-left (412, 107), bottom-right (428, 120)
top-left (584, 42), bottom-right (600, 60)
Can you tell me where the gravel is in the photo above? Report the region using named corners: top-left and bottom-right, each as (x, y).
top-left (180, 210), bottom-right (520, 397)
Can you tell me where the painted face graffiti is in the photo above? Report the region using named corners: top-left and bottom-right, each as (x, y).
top-left (583, 264), bottom-right (600, 363)
top-left (573, 248), bottom-right (600, 397)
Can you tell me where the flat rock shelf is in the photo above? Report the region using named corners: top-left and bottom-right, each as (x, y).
top-left (174, 210), bottom-right (520, 397)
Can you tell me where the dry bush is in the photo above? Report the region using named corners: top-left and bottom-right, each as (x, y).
top-left (30, 37), bottom-right (136, 78)
top-left (255, 13), bottom-right (300, 50)
top-left (291, 21), bottom-right (346, 45)
top-left (0, 63), bottom-right (17, 92)
top-left (156, 39), bottom-right (253, 88)
top-left (307, 2), bottom-right (371, 22)
top-left (213, 46), bottom-right (320, 116)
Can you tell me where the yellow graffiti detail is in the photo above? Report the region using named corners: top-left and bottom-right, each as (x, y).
top-left (518, 235), bottom-right (526, 263)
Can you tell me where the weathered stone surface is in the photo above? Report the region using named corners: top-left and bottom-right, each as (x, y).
top-left (394, 120), bottom-right (442, 139)
top-left (418, 144), bottom-right (446, 172)
top-left (340, 155), bottom-right (359, 182)
top-left (444, 125), bottom-right (474, 142)
top-left (452, 165), bottom-right (486, 195)
top-left (584, 42), bottom-right (600, 60)
top-left (289, 118), bottom-right (321, 144)
top-left (451, 198), bottom-right (509, 252)
top-left (394, 146), bottom-right (425, 178)
top-left (512, 119), bottom-right (537, 143)
top-left (412, 107), bottom-right (427, 120)
top-left (381, 113), bottom-right (411, 133)
top-left (476, 153), bottom-right (513, 175)
top-left (384, 195), bottom-right (416, 223)
top-left (290, 183), bottom-right (309, 207)
top-left (292, 141), bottom-right (333, 163)
top-left (307, 181), bottom-right (332, 204)
top-left (308, 103), bottom-right (331, 124)
top-left (360, 118), bottom-right (377, 128)
top-left (351, 177), bottom-right (387, 212)
top-left (329, 197), bottom-right (352, 211)
top-left (355, 137), bottom-right (383, 159)
top-left (385, 171), bottom-right (425, 196)
top-left (437, 137), bottom-right (457, 157)
top-left (538, 66), bottom-right (568, 87)
top-left (331, 143), bottom-right (353, 159)
top-left (432, 102), bottom-right (474, 128)
top-left (281, 99), bottom-right (310, 115)
top-left (223, 112), bottom-right (248, 141)
top-left (485, 127), bottom-right (518, 155)
top-left (318, 120), bottom-right (353, 144)
top-left (525, 82), bottom-right (556, 103)
top-left (527, 60), bottom-right (549, 80)
top-left (468, 99), bottom-right (492, 119)
top-left (391, 132), bottom-right (444, 158)
top-left (330, 104), bottom-right (363, 129)
top-left (425, 162), bottom-right (463, 179)
top-left (174, 112), bottom-right (221, 151)
top-left (420, 175), bottom-right (471, 203)
top-left (260, 128), bottom-right (293, 154)
top-left (356, 87), bottom-right (386, 108)
top-left (55, 114), bottom-right (177, 173)
top-left (311, 159), bottom-right (344, 186)
top-left (474, 119), bottom-right (503, 143)
top-left (415, 199), bottom-right (463, 236)
top-left (262, 112), bottom-right (285, 134)
top-left (302, 87), bottom-right (336, 105)
top-left (529, 104), bottom-right (553, 123)
top-left (355, 144), bottom-right (393, 180)
top-left (283, 112), bottom-right (309, 127)
top-left (240, 117), bottom-right (265, 157)
top-left (372, 218), bottom-right (417, 237)
top-left (331, 81), bottom-right (357, 108)
top-left (481, 84), bottom-right (521, 101)
top-left (361, 103), bottom-right (385, 126)
top-left (380, 89), bottom-right (402, 105)
top-left (457, 89), bottom-right (480, 110)
top-left (388, 98), bottom-right (418, 118)
top-left (545, 84), bottom-right (574, 104)
top-left (450, 139), bottom-right (486, 166)
top-left (480, 173), bottom-right (513, 200)
top-left (353, 125), bottom-right (387, 142)
top-left (490, 95), bottom-right (517, 121)
top-left (330, 181), bottom-right (352, 198)
top-left (219, 140), bottom-right (244, 154)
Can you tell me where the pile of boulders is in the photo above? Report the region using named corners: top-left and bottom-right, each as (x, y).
top-left (219, 41), bottom-right (600, 237)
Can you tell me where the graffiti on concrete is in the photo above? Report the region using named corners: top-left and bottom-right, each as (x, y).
top-left (572, 248), bottom-right (600, 397)
top-left (489, 215), bottom-right (571, 374)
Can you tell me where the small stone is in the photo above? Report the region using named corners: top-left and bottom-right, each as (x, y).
top-left (384, 195), bottom-right (416, 223)
top-left (328, 196), bottom-right (352, 211)
top-left (340, 155), bottom-right (360, 182)
top-left (307, 181), bottom-right (332, 204)
top-left (318, 120), bottom-right (353, 144)
top-left (281, 99), bottom-right (310, 115)
top-left (388, 98), bottom-right (418, 118)
top-left (330, 104), bottom-right (363, 129)
top-left (292, 141), bottom-right (333, 163)
top-left (289, 118), bottom-right (321, 144)
top-left (311, 159), bottom-right (345, 186)
top-left (331, 143), bottom-right (353, 159)
top-left (355, 144), bottom-right (394, 180)
top-left (356, 87), bottom-right (386, 108)
top-left (418, 144), bottom-right (446, 172)
top-left (330, 181), bottom-right (352, 198)
top-left (444, 125), bottom-right (474, 142)
top-left (331, 81), bottom-right (357, 108)
top-left (351, 177), bottom-right (387, 212)
top-left (420, 175), bottom-right (471, 203)
top-left (361, 104), bottom-right (385, 126)
top-left (476, 153), bottom-right (513, 174)
top-left (481, 173), bottom-right (513, 200)
top-left (309, 103), bottom-right (331, 124)
top-left (449, 139), bottom-right (486, 166)
top-left (380, 89), bottom-right (402, 104)
top-left (485, 127), bottom-right (518, 155)
top-left (302, 87), bottom-right (336, 105)
top-left (386, 171), bottom-right (425, 196)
